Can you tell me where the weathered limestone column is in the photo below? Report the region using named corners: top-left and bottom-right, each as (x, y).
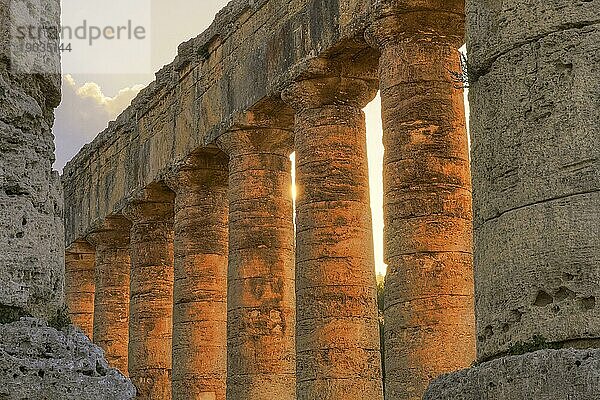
top-left (467, 0), bottom-right (600, 362)
top-left (0, 2), bottom-right (64, 323)
top-left (86, 217), bottom-right (132, 374)
top-left (424, 1), bottom-right (600, 399)
top-left (366, 1), bottom-right (476, 398)
top-left (216, 123), bottom-right (296, 400)
top-left (64, 241), bottom-right (96, 339)
top-left (123, 187), bottom-right (175, 400)
top-left (282, 64), bottom-right (384, 400)
top-left (165, 151), bottom-right (229, 400)
top-left (0, 0), bottom-right (134, 397)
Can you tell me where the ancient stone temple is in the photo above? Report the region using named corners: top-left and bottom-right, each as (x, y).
top-left (1, 0), bottom-right (596, 399)
top-left (0, 0), bottom-right (134, 398)
top-left (61, 0), bottom-right (480, 398)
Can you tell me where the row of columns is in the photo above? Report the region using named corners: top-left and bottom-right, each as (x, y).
top-left (64, 8), bottom-right (472, 399)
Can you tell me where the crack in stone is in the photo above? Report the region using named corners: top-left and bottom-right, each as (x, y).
top-left (473, 20), bottom-right (600, 81)
top-left (479, 189), bottom-right (600, 226)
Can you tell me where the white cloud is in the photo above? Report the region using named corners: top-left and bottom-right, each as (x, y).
top-left (53, 75), bottom-right (143, 171)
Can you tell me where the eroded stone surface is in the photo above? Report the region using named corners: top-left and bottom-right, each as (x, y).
top-left (468, 2), bottom-right (600, 361)
top-left (283, 66), bottom-right (383, 400)
top-left (166, 151), bottom-right (229, 400)
top-left (424, 349), bottom-right (600, 400)
top-left (65, 241), bottom-right (96, 339)
top-left (367, 2), bottom-right (476, 398)
top-left (217, 127), bottom-right (296, 400)
top-left (0, 319), bottom-right (135, 400)
top-left (123, 188), bottom-right (175, 400)
top-left (0, 0), bottom-right (64, 322)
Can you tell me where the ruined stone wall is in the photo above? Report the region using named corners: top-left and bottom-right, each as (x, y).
top-left (0, 0), bottom-right (65, 322)
top-left (63, 0), bottom-right (375, 244)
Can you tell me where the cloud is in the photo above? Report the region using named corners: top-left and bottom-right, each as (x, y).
top-left (53, 75), bottom-right (143, 171)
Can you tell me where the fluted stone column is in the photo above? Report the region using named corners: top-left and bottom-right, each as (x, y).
top-left (217, 125), bottom-right (296, 400)
top-left (166, 151), bottom-right (229, 400)
top-left (65, 241), bottom-right (96, 339)
top-left (282, 67), bottom-right (384, 400)
top-left (86, 216), bottom-right (132, 374)
top-left (367, 2), bottom-right (475, 398)
top-left (123, 188), bottom-right (175, 400)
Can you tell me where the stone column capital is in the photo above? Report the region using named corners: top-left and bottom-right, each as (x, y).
top-left (122, 184), bottom-right (175, 224)
top-left (365, 0), bottom-right (465, 49)
top-left (282, 75), bottom-right (378, 111)
top-left (66, 240), bottom-right (95, 255)
top-left (86, 216), bottom-right (131, 248)
top-left (165, 150), bottom-right (229, 193)
top-left (216, 127), bottom-right (293, 158)
top-left (122, 201), bottom-right (174, 224)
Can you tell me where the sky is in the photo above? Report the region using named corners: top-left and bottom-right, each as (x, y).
top-left (53, 0), bottom-right (465, 277)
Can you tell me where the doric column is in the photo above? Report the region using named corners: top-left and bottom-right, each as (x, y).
top-left (366, 2), bottom-right (476, 398)
top-left (123, 187), bottom-right (175, 400)
top-left (465, 0), bottom-right (600, 361)
top-left (65, 241), bottom-right (96, 339)
top-left (216, 121), bottom-right (296, 400)
top-left (424, 2), bottom-right (600, 399)
top-left (165, 151), bottom-right (229, 400)
top-left (282, 62), bottom-right (384, 400)
top-left (86, 216), bottom-right (131, 374)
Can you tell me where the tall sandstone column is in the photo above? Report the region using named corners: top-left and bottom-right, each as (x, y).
top-left (425, 1), bottom-right (600, 399)
top-left (282, 62), bottom-right (384, 400)
top-left (86, 216), bottom-right (132, 374)
top-left (367, 1), bottom-right (476, 398)
top-left (64, 241), bottom-right (96, 339)
top-left (217, 123), bottom-right (296, 400)
top-left (123, 188), bottom-right (175, 400)
top-left (166, 151), bottom-right (229, 400)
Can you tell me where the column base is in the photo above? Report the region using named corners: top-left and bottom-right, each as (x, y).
top-left (424, 349), bottom-right (600, 400)
top-left (0, 318), bottom-right (136, 399)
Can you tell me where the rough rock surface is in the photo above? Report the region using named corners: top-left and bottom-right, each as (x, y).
top-left (0, 0), bottom-right (65, 322)
top-left (0, 319), bottom-right (135, 400)
top-left (468, 0), bottom-right (600, 360)
top-left (424, 348), bottom-right (600, 400)
top-left (1, 1), bottom-right (135, 398)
